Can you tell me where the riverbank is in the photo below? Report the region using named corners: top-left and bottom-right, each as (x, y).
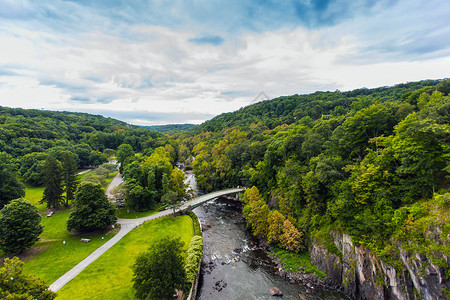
top-left (194, 196), bottom-right (347, 299)
top-left (261, 239), bottom-right (348, 297)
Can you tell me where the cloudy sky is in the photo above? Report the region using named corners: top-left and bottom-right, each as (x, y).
top-left (1, 0), bottom-right (449, 125)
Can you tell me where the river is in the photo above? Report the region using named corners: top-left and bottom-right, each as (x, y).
top-left (193, 196), bottom-right (349, 300)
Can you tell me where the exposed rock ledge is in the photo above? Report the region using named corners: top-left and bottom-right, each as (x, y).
top-left (310, 231), bottom-right (449, 300)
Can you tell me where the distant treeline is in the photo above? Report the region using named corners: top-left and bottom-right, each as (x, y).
top-left (141, 124), bottom-right (197, 133)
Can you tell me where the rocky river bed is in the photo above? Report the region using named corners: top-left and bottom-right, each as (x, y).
top-left (193, 196), bottom-right (349, 300)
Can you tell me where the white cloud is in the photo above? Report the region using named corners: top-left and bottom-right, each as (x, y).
top-left (0, 0), bottom-right (449, 125)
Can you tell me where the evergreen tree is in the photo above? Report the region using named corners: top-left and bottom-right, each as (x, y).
top-left (60, 150), bottom-right (79, 207)
top-left (41, 156), bottom-right (64, 209)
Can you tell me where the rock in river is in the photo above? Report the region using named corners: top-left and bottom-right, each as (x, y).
top-left (269, 287), bottom-right (283, 297)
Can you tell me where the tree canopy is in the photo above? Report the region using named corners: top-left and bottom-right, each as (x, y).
top-left (0, 199), bottom-right (43, 254)
top-left (0, 152), bottom-right (25, 208)
top-left (177, 79), bottom-right (450, 258)
top-left (67, 182), bottom-right (116, 232)
top-left (132, 237), bottom-right (186, 299)
top-left (0, 257), bottom-right (56, 299)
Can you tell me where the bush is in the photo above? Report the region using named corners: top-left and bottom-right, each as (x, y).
top-left (184, 236), bottom-right (203, 291)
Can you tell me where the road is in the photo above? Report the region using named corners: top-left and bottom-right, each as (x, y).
top-left (105, 171), bottom-right (123, 199)
top-left (48, 187), bottom-right (243, 292)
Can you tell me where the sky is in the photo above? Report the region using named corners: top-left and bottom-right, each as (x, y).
top-left (1, 0), bottom-right (449, 125)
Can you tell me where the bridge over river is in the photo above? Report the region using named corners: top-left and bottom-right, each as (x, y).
top-left (49, 187), bottom-right (243, 292)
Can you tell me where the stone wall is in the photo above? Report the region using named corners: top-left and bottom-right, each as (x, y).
top-left (310, 231), bottom-right (449, 299)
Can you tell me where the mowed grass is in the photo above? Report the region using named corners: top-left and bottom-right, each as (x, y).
top-left (22, 209), bottom-right (117, 284)
top-left (23, 184), bottom-right (46, 211)
top-left (57, 215), bottom-right (194, 300)
top-left (20, 170), bottom-right (120, 284)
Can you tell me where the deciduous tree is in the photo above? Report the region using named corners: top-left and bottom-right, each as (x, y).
top-left (132, 237), bottom-right (186, 299)
top-left (0, 257), bottom-right (56, 299)
top-left (0, 152), bottom-right (25, 208)
top-left (0, 199), bottom-right (43, 254)
top-left (267, 210), bottom-right (286, 244)
top-left (67, 182), bottom-right (116, 232)
top-left (280, 219), bottom-right (303, 252)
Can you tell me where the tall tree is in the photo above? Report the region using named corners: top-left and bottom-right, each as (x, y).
top-left (0, 152), bottom-right (25, 208)
top-left (41, 156), bottom-right (64, 209)
top-left (132, 237), bottom-right (186, 300)
top-left (116, 143), bottom-right (134, 165)
top-left (60, 150), bottom-right (79, 207)
top-left (280, 219), bottom-right (303, 252)
top-left (0, 199), bottom-right (43, 254)
top-left (67, 182), bottom-right (116, 232)
top-left (267, 210), bottom-right (286, 245)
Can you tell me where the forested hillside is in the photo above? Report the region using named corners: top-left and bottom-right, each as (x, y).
top-left (179, 79), bottom-right (450, 298)
top-left (0, 107), bottom-right (172, 159)
top-left (142, 123), bottom-right (197, 133)
top-left (0, 107), bottom-right (176, 190)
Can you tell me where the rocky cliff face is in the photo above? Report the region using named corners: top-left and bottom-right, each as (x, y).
top-left (310, 231), bottom-right (449, 299)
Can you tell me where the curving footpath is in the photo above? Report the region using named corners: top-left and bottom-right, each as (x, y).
top-left (48, 186), bottom-right (243, 292)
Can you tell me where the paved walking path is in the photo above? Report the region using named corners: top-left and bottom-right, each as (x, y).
top-left (48, 187), bottom-right (243, 292)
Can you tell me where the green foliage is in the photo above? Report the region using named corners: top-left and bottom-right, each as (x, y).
top-left (19, 152), bottom-right (48, 186)
top-left (142, 123), bottom-right (197, 133)
top-left (0, 152), bottom-right (25, 208)
top-left (41, 156), bottom-right (64, 209)
top-left (59, 150), bottom-right (79, 206)
top-left (132, 237), bottom-right (186, 300)
top-left (67, 182), bottom-right (116, 232)
top-left (0, 199), bottom-right (43, 254)
top-left (270, 246), bottom-right (327, 278)
top-left (122, 146), bottom-right (191, 212)
top-left (116, 143), bottom-right (134, 166)
top-left (185, 211), bottom-right (202, 236)
top-left (0, 257), bottom-right (56, 300)
top-left (0, 106), bottom-right (170, 165)
top-left (267, 210), bottom-right (286, 244)
top-left (183, 79), bottom-right (449, 268)
top-left (184, 236), bottom-right (203, 290)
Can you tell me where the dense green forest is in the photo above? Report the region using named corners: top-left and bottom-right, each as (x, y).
top-left (141, 123), bottom-right (197, 133)
top-left (0, 107), bottom-right (176, 187)
top-left (178, 79), bottom-right (450, 264)
top-left (0, 79), bottom-right (448, 280)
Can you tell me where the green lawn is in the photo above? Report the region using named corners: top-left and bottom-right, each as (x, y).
top-left (22, 170), bottom-right (117, 213)
top-left (22, 209), bottom-right (118, 284)
top-left (115, 205), bottom-right (157, 219)
top-left (57, 215), bottom-right (194, 300)
top-left (6, 170), bottom-right (120, 285)
top-left (23, 184), bottom-right (46, 211)
top-left (270, 246), bottom-right (327, 279)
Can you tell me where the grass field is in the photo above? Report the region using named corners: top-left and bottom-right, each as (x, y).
top-left (115, 206), bottom-right (157, 219)
top-left (22, 209), bottom-right (118, 284)
top-left (270, 246), bottom-right (327, 279)
top-left (18, 170), bottom-right (120, 284)
top-left (57, 215), bottom-right (194, 299)
top-left (23, 184), bottom-right (46, 211)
